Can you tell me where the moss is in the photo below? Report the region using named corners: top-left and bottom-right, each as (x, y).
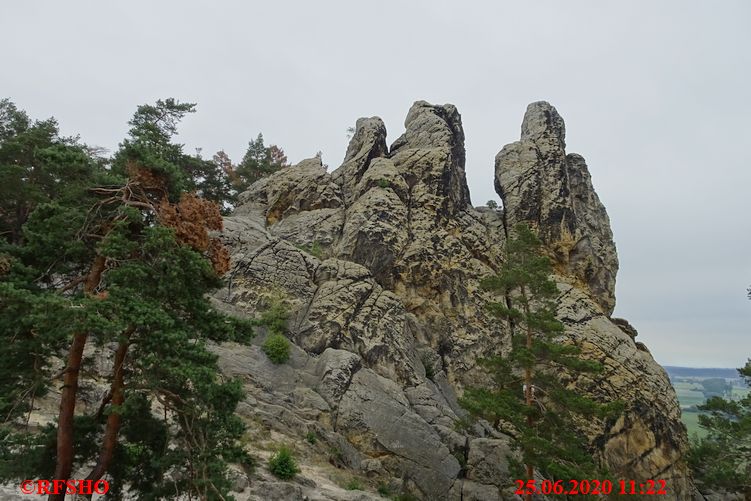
top-left (296, 241), bottom-right (324, 259)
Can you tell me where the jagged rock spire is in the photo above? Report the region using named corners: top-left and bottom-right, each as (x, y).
top-left (332, 117), bottom-right (388, 206)
top-left (390, 101), bottom-right (471, 213)
top-left (495, 101), bottom-right (619, 315)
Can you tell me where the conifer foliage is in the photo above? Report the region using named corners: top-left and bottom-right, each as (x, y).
top-left (687, 288), bottom-right (750, 498)
top-left (459, 224), bottom-right (616, 500)
top-left (230, 133), bottom-right (289, 193)
top-left (689, 360), bottom-right (751, 497)
top-left (0, 99), bottom-right (254, 500)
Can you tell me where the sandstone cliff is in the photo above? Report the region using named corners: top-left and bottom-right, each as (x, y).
top-left (202, 100), bottom-right (698, 500)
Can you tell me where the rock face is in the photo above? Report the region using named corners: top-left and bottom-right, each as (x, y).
top-left (211, 100), bottom-right (698, 500)
top-left (495, 102), bottom-right (618, 315)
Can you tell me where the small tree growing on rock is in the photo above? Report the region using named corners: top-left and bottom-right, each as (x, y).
top-left (459, 223), bottom-right (617, 500)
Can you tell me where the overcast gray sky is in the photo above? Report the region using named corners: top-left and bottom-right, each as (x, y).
top-left (2, 1), bottom-right (749, 367)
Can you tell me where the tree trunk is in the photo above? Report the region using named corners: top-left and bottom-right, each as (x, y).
top-left (79, 329), bottom-right (133, 500)
top-left (49, 255), bottom-right (106, 501)
top-left (521, 286), bottom-right (534, 501)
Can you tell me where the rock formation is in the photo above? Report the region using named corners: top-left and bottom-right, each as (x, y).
top-left (0, 99), bottom-right (702, 501)
top-left (202, 100), bottom-right (699, 500)
top-left (495, 102), bottom-right (618, 315)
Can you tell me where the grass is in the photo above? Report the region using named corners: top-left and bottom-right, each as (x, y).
top-left (377, 483), bottom-right (392, 497)
top-left (344, 478), bottom-right (363, 491)
top-left (296, 241), bottom-right (324, 259)
top-left (305, 431), bottom-right (318, 445)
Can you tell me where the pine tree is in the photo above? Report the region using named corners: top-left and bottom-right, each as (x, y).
top-left (687, 288), bottom-right (750, 498)
top-left (0, 100), bottom-right (119, 431)
top-left (182, 153), bottom-right (235, 215)
top-left (460, 223), bottom-right (617, 500)
top-left (0, 99), bottom-right (111, 246)
top-left (689, 367), bottom-right (750, 494)
top-left (0, 99), bottom-right (254, 500)
top-left (233, 133), bottom-right (289, 192)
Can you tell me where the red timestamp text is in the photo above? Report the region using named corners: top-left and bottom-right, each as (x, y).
top-left (514, 478), bottom-right (668, 496)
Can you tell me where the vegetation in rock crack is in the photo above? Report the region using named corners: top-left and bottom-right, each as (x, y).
top-left (459, 223), bottom-right (620, 499)
top-left (263, 334), bottom-right (291, 364)
top-left (268, 445), bottom-right (299, 480)
top-left (328, 446), bottom-right (345, 467)
top-left (256, 293), bottom-right (289, 335)
top-left (377, 178), bottom-right (390, 189)
top-left (0, 98), bottom-right (256, 500)
top-left (305, 431), bottom-right (318, 445)
top-left (452, 450), bottom-right (468, 478)
top-left (297, 241), bottom-right (324, 259)
top-left (377, 482), bottom-right (392, 496)
top-left (256, 294), bottom-right (290, 363)
top-left (420, 352), bottom-right (436, 380)
top-left (688, 289), bottom-right (751, 498)
top-left (344, 477), bottom-right (363, 490)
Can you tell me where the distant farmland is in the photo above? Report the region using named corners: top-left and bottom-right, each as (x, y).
top-left (665, 366), bottom-right (749, 439)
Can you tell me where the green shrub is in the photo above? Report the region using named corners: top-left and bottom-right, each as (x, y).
top-left (268, 446), bottom-right (299, 480)
top-left (305, 431), bottom-right (318, 445)
top-left (345, 478), bottom-right (363, 491)
top-left (486, 199), bottom-right (498, 209)
top-left (258, 299), bottom-right (288, 335)
top-left (262, 334), bottom-right (290, 364)
top-left (377, 178), bottom-right (390, 189)
top-left (377, 482), bottom-right (391, 497)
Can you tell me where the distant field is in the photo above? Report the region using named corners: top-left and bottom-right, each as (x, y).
top-left (672, 381), bottom-right (706, 408)
top-left (732, 386), bottom-right (750, 399)
top-left (667, 366), bottom-right (748, 440)
top-left (681, 410), bottom-right (708, 439)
